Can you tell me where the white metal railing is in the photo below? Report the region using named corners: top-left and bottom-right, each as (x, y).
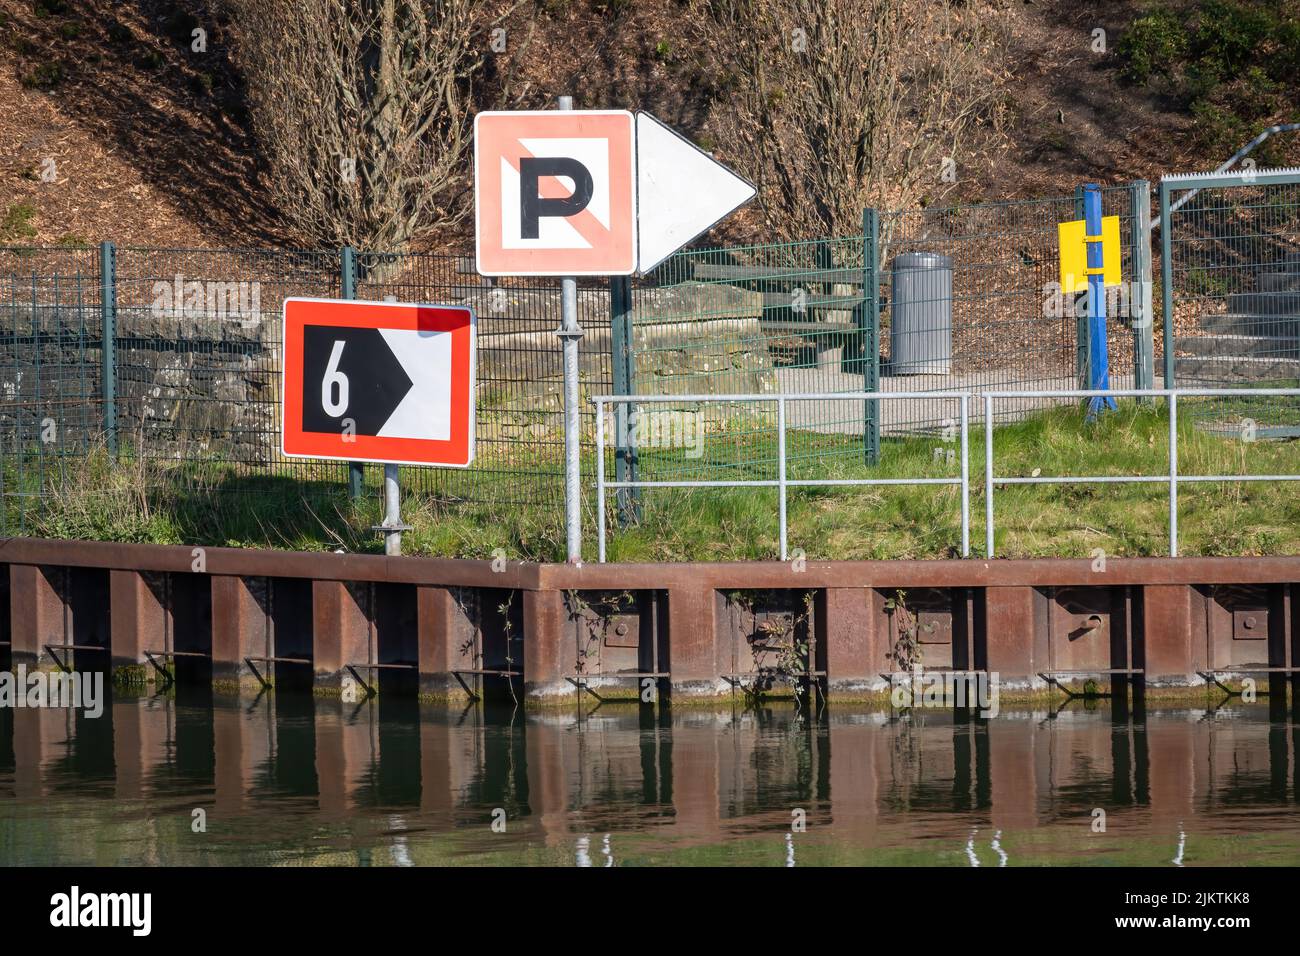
top-left (983, 388), bottom-right (1300, 558)
top-left (594, 392), bottom-right (970, 563)
top-left (593, 388), bottom-right (1300, 563)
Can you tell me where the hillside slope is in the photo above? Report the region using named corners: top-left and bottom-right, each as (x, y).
top-left (1, 0), bottom-right (1296, 250)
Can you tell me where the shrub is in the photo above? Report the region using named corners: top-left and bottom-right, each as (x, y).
top-left (1117, 6), bottom-right (1186, 83)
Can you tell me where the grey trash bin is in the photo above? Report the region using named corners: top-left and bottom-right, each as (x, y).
top-left (890, 252), bottom-right (953, 374)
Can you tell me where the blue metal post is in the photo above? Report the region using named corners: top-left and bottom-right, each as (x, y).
top-left (1073, 186), bottom-right (1088, 385)
top-left (1083, 185), bottom-right (1116, 418)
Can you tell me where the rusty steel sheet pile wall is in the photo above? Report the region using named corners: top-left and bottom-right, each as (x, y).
top-left (2, 539), bottom-right (1298, 702)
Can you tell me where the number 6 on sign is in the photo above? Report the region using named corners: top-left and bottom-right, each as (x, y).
top-left (281, 297), bottom-right (476, 468)
top-left (321, 340), bottom-right (349, 417)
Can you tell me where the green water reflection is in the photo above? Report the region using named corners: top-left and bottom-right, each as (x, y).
top-left (1, 689), bottom-right (1298, 866)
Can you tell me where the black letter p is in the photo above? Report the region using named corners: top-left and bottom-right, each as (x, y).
top-left (519, 157), bottom-right (594, 239)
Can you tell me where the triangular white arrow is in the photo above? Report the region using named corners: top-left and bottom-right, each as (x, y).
top-left (376, 328), bottom-right (453, 441)
top-left (635, 111), bottom-right (756, 274)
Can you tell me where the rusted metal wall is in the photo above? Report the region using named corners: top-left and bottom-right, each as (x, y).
top-left (3, 538), bottom-right (1297, 701)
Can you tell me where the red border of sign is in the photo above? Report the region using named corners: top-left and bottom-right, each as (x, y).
top-left (281, 297), bottom-right (476, 468)
top-left (474, 110), bottom-right (636, 276)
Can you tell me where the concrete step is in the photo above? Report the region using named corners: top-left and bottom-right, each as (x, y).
top-left (1197, 312), bottom-right (1300, 337)
top-left (1175, 355), bottom-right (1300, 383)
top-left (1176, 333), bottom-right (1300, 357)
top-left (1259, 270), bottom-right (1300, 294)
top-left (1227, 290), bottom-right (1300, 315)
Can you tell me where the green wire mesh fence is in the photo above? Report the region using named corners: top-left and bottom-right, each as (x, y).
top-left (623, 234), bottom-right (872, 487)
top-left (0, 245), bottom-right (105, 533)
top-left (2, 175), bottom-right (1237, 542)
top-left (354, 251), bottom-right (612, 507)
top-left (878, 184), bottom-right (1148, 433)
top-left (1160, 168), bottom-right (1300, 438)
top-left (604, 186), bottom-right (1153, 506)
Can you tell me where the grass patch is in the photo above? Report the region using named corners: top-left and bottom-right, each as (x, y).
top-left (1, 202), bottom-right (38, 242)
top-left (10, 400), bottom-right (1300, 561)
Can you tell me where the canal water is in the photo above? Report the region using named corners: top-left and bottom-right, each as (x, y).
top-left (1, 690), bottom-right (1298, 866)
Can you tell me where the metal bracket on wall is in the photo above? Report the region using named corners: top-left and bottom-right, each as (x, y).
top-left (42, 643), bottom-right (106, 674)
top-left (344, 661), bottom-right (416, 699)
top-left (565, 672), bottom-right (670, 705)
top-left (143, 648), bottom-right (211, 688)
top-left (451, 668), bottom-right (521, 702)
top-left (1197, 667), bottom-right (1298, 698)
top-left (1039, 668), bottom-right (1144, 700)
top-left (243, 655), bottom-right (311, 689)
top-left (724, 670), bottom-right (826, 707)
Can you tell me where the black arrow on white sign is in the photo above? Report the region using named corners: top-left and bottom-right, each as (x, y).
top-left (302, 325), bottom-right (411, 435)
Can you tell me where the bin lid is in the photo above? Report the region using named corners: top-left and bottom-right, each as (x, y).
top-left (892, 251), bottom-right (953, 271)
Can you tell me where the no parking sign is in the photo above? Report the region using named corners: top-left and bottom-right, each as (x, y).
top-left (474, 109), bottom-right (756, 276)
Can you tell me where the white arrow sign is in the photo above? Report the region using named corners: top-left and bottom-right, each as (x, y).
top-left (635, 111), bottom-right (756, 273)
top-left (376, 328), bottom-right (454, 441)
top-left (474, 109), bottom-right (755, 276)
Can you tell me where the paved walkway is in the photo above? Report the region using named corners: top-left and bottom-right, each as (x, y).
top-left (773, 347), bottom-right (1159, 435)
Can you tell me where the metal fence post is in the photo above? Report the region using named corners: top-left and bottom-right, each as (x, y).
top-left (1073, 185), bottom-right (1089, 387)
top-left (609, 274), bottom-right (639, 525)
top-left (1158, 181), bottom-right (1175, 389)
top-left (1129, 180), bottom-right (1156, 399)
top-left (862, 208), bottom-right (881, 465)
top-left (99, 240), bottom-right (117, 457)
top-left (340, 245), bottom-right (364, 500)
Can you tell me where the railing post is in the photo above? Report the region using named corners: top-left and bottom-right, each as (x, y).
top-left (1168, 392), bottom-right (1178, 556)
top-left (777, 395), bottom-right (788, 562)
top-left (862, 208), bottom-right (881, 465)
top-left (340, 245), bottom-right (364, 500)
top-left (959, 394), bottom-right (970, 557)
top-left (1158, 181), bottom-right (1175, 389)
top-left (984, 393), bottom-right (995, 558)
top-left (596, 398), bottom-right (607, 563)
top-left (99, 240), bottom-right (117, 458)
top-left (1129, 180), bottom-right (1156, 399)
top-left (609, 274), bottom-right (639, 525)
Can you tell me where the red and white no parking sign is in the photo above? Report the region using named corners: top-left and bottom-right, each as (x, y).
top-left (474, 110), bottom-right (637, 276)
top-left (474, 109), bottom-right (756, 277)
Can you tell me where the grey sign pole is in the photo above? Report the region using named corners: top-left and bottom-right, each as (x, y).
top-left (381, 463), bottom-right (403, 555)
top-left (373, 294), bottom-right (409, 555)
top-left (556, 94), bottom-right (584, 564)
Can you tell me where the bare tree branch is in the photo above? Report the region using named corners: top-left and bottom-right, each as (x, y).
top-left (704, 0), bottom-right (1008, 244)
top-left (225, 0), bottom-right (515, 252)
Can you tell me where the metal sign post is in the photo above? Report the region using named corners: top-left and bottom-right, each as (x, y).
top-left (1083, 184), bottom-right (1117, 419)
top-left (376, 295), bottom-right (410, 555)
top-left (555, 95), bottom-right (585, 564)
top-left (1058, 186), bottom-right (1121, 420)
top-left (473, 99), bottom-right (755, 564)
top-left (279, 296), bottom-right (477, 557)
top-left (377, 461), bottom-right (408, 555)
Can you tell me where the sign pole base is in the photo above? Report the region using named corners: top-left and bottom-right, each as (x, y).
top-left (370, 463), bottom-right (410, 557)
